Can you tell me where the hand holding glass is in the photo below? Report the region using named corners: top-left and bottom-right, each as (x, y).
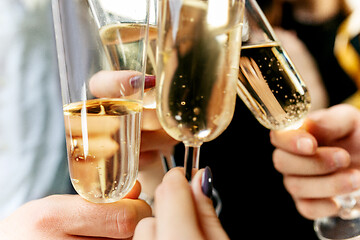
top-left (312, 8), bottom-right (360, 240)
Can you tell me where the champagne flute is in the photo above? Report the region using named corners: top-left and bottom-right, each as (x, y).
top-left (52, 0), bottom-right (149, 203)
top-left (237, 0), bottom-right (311, 131)
top-left (156, 0), bottom-right (245, 180)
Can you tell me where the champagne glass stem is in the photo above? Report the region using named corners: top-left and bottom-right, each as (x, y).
top-left (184, 145), bottom-right (191, 181)
top-left (184, 144), bottom-right (201, 181)
top-left (192, 146), bottom-right (200, 170)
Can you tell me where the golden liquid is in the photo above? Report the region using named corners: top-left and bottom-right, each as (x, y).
top-left (63, 99), bottom-right (142, 203)
top-left (238, 42), bottom-right (311, 130)
top-left (100, 23), bottom-right (158, 108)
top-left (100, 23), bottom-right (157, 72)
top-left (157, 1), bottom-right (242, 145)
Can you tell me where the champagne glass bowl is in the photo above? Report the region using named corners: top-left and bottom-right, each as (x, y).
top-left (156, 0), bottom-right (245, 179)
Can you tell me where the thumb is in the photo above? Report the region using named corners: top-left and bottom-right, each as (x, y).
top-left (191, 167), bottom-right (229, 240)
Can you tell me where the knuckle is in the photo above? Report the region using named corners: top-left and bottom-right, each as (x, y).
top-left (111, 205), bottom-right (138, 238)
top-left (321, 156), bottom-right (338, 173)
top-left (31, 196), bottom-right (60, 232)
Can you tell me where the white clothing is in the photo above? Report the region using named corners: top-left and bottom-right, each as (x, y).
top-left (0, 0), bottom-right (70, 219)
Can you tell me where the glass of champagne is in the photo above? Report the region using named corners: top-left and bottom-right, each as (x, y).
top-left (156, 0), bottom-right (245, 180)
top-left (237, 0), bottom-right (311, 131)
top-left (52, 0), bottom-right (149, 203)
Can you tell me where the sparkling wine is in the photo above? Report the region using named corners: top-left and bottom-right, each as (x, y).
top-left (63, 99), bottom-right (142, 203)
top-left (238, 42), bottom-right (311, 130)
top-left (157, 1), bottom-right (242, 145)
top-left (100, 23), bottom-right (148, 70)
top-left (100, 23), bottom-right (158, 108)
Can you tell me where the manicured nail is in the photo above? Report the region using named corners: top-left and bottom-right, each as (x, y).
top-left (129, 75), bottom-right (156, 89)
top-left (129, 75), bottom-right (142, 89)
top-left (145, 75), bottom-right (156, 89)
top-left (296, 137), bottom-right (314, 154)
top-left (201, 166), bottom-right (213, 198)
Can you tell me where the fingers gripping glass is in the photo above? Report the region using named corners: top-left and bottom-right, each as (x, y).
top-left (314, 9), bottom-right (360, 240)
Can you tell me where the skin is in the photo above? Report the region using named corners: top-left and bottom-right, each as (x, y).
top-left (0, 181), bottom-right (152, 240)
top-left (0, 71), bottom-right (178, 239)
top-left (133, 168), bottom-right (229, 240)
top-left (270, 104), bottom-right (360, 219)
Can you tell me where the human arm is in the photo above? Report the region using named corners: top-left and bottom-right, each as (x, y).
top-left (270, 104), bottom-right (360, 219)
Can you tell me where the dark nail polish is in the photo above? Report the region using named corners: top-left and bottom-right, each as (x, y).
top-left (129, 75), bottom-right (142, 88)
top-left (130, 75), bottom-right (156, 89)
top-left (145, 75), bottom-right (156, 89)
top-left (201, 166), bottom-right (213, 198)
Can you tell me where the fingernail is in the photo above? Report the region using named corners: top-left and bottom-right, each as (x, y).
top-left (333, 151), bottom-right (349, 168)
top-left (130, 75), bottom-right (156, 89)
top-left (297, 137), bottom-right (314, 154)
top-left (201, 167), bottom-right (213, 198)
top-left (129, 75), bottom-right (142, 88)
top-left (145, 75), bottom-right (156, 89)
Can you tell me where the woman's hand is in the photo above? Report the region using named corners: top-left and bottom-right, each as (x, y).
top-left (0, 181), bottom-right (151, 239)
top-left (270, 104), bottom-right (360, 219)
top-left (0, 71), bottom-right (177, 239)
top-left (133, 168), bottom-right (229, 240)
